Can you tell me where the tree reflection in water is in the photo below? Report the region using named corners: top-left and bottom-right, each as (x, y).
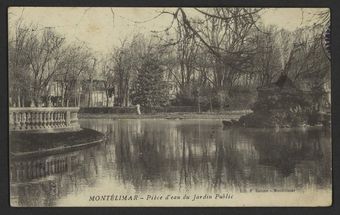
top-left (100, 119), bottom-right (331, 193)
top-left (10, 119), bottom-right (331, 206)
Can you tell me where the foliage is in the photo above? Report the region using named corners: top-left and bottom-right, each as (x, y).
top-left (9, 8), bottom-right (330, 112)
top-left (131, 54), bottom-right (170, 110)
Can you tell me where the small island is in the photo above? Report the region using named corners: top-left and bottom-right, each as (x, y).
top-left (234, 74), bottom-right (330, 128)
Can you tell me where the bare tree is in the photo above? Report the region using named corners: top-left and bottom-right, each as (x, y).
top-left (100, 56), bottom-right (115, 107)
top-left (175, 8), bottom-right (261, 109)
top-left (8, 19), bottom-right (32, 107)
top-left (58, 44), bottom-right (93, 107)
top-left (24, 28), bottom-right (65, 106)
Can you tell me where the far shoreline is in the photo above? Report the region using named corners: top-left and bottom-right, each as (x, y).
top-left (78, 111), bottom-right (251, 120)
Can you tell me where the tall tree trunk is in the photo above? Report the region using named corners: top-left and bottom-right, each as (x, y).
top-left (88, 77), bottom-right (93, 107)
top-left (61, 84), bottom-right (65, 107)
top-left (106, 90), bottom-right (109, 107)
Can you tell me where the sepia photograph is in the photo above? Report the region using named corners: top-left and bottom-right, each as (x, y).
top-left (8, 7), bottom-right (331, 207)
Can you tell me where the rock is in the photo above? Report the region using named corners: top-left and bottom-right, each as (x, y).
top-left (231, 119), bottom-right (238, 124)
top-left (222, 120), bottom-right (232, 127)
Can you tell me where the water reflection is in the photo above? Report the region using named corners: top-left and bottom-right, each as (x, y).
top-left (10, 144), bottom-right (102, 206)
top-left (10, 119), bottom-right (331, 206)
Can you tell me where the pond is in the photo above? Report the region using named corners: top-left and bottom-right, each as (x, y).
top-left (10, 119), bottom-right (332, 206)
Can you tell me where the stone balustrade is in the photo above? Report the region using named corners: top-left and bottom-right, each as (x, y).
top-left (9, 107), bottom-right (80, 132)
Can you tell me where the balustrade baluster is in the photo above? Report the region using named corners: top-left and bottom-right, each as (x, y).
top-left (40, 161), bottom-right (45, 177)
top-left (10, 165), bottom-right (13, 181)
top-left (55, 112), bottom-right (59, 127)
top-left (18, 113), bottom-right (22, 130)
top-left (39, 161), bottom-right (43, 177)
top-left (17, 162), bottom-right (22, 181)
top-left (17, 112), bottom-right (21, 130)
top-left (26, 112), bottom-right (30, 130)
top-left (28, 112), bottom-right (33, 130)
top-left (22, 162), bottom-right (27, 180)
top-left (28, 112), bottom-right (32, 130)
top-left (52, 112), bottom-right (55, 128)
top-left (57, 160), bottom-right (60, 172)
top-left (47, 112), bottom-right (51, 128)
top-left (62, 112), bottom-right (66, 127)
top-left (51, 160), bottom-right (54, 174)
top-left (15, 163), bottom-right (20, 181)
top-left (51, 112), bottom-right (54, 128)
top-left (47, 161), bottom-right (50, 175)
top-left (32, 112), bottom-right (37, 130)
top-left (27, 161), bottom-right (32, 179)
top-left (36, 112), bottom-right (40, 129)
top-left (18, 112), bottom-right (24, 130)
top-left (55, 112), bottom-right (58, 127)
top-left (58, 112), bottom-right (62, 127)
top-left (50, 112), bottom-right (54, 128)
top-left (60, 112), bottom-right (63, 127)
top-left (55, 160), bottom-right (58, 172)
top-left (35, 161), bottom-right (39, 178)
top-left (38, 112), bottom-right (43, 129)
top-left (45, 160), bottom-right (48, 176)
top-left (50, 160), bottom-right (53, 174)
top-left (43, 112), bottom-right (47, 128)
top-left (21, 112), bottom-right (25, 130)
top-left (59, 112), bottom-right (63, 127)
top-left (42, 112), bottom-right (46, 128)
top-left (33, 161), bottom-right (37, 178)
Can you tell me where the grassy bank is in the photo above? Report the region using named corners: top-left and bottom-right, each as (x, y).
top-left (78, 111), bottom-right (251, 120)
top-left (10, 128), bottom-right (104, 157)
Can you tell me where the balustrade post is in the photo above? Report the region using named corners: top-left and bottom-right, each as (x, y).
top-left (13, 112), bottom-right (18, 130)
top-left (20, 112), bottom-right (26, 130)
top-left (66, 110), bottom-right (71, 126)
top-left (9, 111), bottom-right (14, 130)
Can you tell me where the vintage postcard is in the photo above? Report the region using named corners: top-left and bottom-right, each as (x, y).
top-left (8, 7), bottom-right (331, 207)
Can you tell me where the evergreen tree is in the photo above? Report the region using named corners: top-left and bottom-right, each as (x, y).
top-left (131, 54), bottom-right (169, 110)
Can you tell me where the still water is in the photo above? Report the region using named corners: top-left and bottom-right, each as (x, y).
top-left (10, 119), bottom-right (332, 206)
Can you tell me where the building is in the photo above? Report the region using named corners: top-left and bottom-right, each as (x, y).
top-left (79, 79), bottom-right (115, 107)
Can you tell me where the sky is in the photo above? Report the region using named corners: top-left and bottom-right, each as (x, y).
top-left (8, 7), bottom-right (329, 55)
